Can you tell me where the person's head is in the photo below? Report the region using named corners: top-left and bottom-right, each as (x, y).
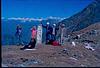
top-left (47, 22), bottom-right (50, 26)
top-left (32, 26), bottom-right (36, 30)
top-left (17, 24), bottom-right (22, 29)
top-left (53, 24), bottom-right (56, 27)
top-left (61, 24), bottom-right (65, 27)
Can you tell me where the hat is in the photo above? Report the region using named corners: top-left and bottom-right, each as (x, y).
top-left (47, 22), bottom-right (50, 25)
top-left (53, 24), bottom-right (56, 26)
top-left (62, 24), bottom-right (65, 27)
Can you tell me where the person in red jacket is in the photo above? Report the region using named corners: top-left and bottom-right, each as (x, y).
top-left (20, 26), bottom-right (37, 50)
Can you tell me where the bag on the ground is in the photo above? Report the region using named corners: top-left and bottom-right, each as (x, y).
top-left (52, 41), bottom-right (59, 46)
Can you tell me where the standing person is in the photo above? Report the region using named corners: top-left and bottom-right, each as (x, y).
top-left (52, 24), bottom-right (59, 41)
top-left (15, 24), bottom-right (23, 46)
top-left (41, 22), bottom-right (53, 44)
top-left (20, 26), bottom-right (37, 50)
top-left (61, 24), bottom-right (66, 45)
top-left (57, 23), bottom-right (66, 45)
top-left (57, 23), bottom-right (62, 45)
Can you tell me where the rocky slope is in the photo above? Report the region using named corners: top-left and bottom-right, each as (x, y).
top-left (59, 0), bottom-right (100, 33)
top-left (72, 22), bottom-right (100, 35)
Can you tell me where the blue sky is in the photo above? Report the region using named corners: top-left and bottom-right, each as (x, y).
top-left (2, 0), bottom-right (93, 18)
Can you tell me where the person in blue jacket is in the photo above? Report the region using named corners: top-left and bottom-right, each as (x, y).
top-left (41, 22), bottom-right (53, 44)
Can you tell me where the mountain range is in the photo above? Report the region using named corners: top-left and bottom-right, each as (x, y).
top-left (59, 0), bottom-right (100, 34)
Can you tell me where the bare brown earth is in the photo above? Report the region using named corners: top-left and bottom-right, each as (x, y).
top-left (2, 42), bottom-right (100, 67)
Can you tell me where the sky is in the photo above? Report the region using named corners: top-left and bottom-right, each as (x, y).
top-left (1, 0), bottom-right (93, 18)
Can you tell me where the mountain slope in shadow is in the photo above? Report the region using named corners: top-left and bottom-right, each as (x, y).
top-left (59, 0), bottom-right (100, 33)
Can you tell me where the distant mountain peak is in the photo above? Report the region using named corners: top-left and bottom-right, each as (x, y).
top-left (2, 16), bottom-right (65, 22)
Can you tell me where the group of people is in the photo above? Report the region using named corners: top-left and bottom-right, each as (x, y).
top-left (42, 22), bottom-right (59, 44)
top-left (15, 22), bottom-right (66, 50)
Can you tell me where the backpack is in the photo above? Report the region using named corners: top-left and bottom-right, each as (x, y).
top-left (52, 41), bottom-right (60, 46)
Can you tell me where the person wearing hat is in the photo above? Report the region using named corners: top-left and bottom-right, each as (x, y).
top-left (57, 23), bottom-right (66, 45)
top-left (61, 24), bottom-right (66, 45)
top-left (41, 22), bottom-right (53, 44)
top-left (52, 23), bottom-right (59, 41)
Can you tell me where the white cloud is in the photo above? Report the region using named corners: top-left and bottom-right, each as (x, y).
top-left (4, 16), bottom-right (66, 22)
top-left (7, 17), bottom-right (44, 22)
top-left (47, 16), bottom-right (66, 21)
top-left (47, 16), bottom-right (60, 19)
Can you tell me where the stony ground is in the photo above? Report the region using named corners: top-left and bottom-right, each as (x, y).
top-left (2, 42), bottom-right (100, 67)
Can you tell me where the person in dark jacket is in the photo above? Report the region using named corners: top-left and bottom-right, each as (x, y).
top-left (52, 24), bottom-right (59, 41)
top-left (15, 24), bottom-right (23, 45)
top-left (42, 22), bottom-right (53, 44)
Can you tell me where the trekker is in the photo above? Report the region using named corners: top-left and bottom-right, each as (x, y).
top-left (57, 23), bottom-right (66, 45)
top-left (42, 22), bottom-right (53, 44)
top-left (61, 24), bottom-right (66, 45)
top-left (52, 24), bottom-right (59, 41)
top-left (20, 26), bottom-right (37, 50)
top-left (15, 24), bottom-right (23, 46)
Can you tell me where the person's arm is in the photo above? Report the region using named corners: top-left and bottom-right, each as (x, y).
top-left (15, 27), bottom-right (18, 36)
top-left (41, 23), bottom-right (47, 28)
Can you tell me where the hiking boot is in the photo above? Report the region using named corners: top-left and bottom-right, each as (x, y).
top-left (20, 47), bottom-right (26, 50)
top-left (20, 48), bottom-right (24, 50)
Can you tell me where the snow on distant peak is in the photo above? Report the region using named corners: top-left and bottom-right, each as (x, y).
top-left (47, 16), bottom-right (65, 20)
top-left (7, 17), bottom-right (44, 22)
top-left (2, 16), bottom-right (66, 22)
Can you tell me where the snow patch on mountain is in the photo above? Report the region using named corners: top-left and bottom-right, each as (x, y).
top-left (1, 16), bottom-right (66, 22)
